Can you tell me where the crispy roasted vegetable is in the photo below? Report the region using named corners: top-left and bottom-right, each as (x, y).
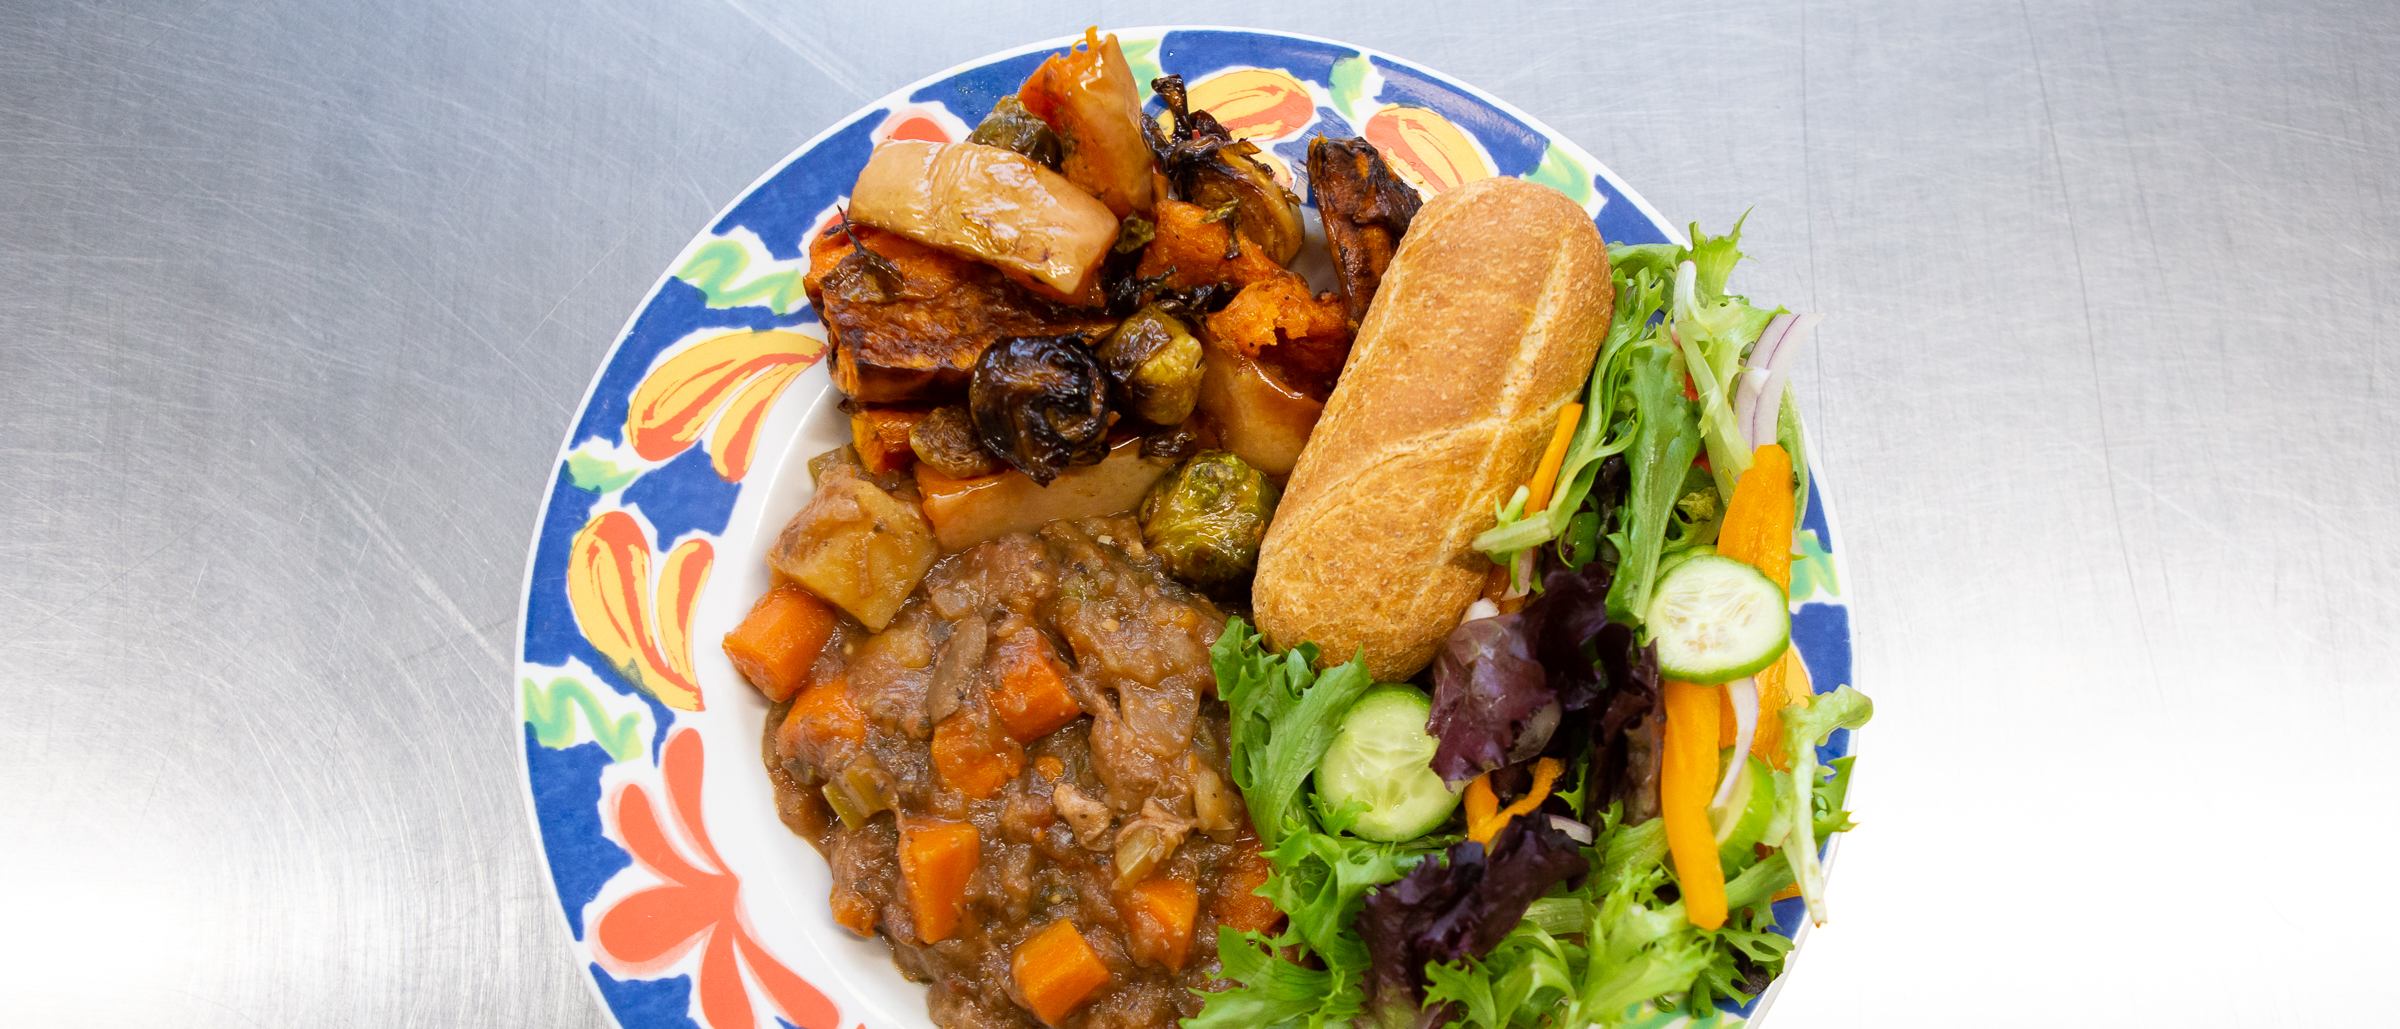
top-left (969, 334), bottom-right (1111, 484)
top-left (1194, 341), bottom-right (1321, 477)
top-left (1096, 305), bottom-right (1204, 425)
top-left (1133, 198), bottom-right (1290, 291)
top-left (1308, 136), bottom-right (1422, 321)
top-left (849, 404), bottom-right (928, 475)
top-left (968, 95), bottom-right (1062, 167)
top-left (908, 404), bottom-right (999, 479)
top-left (1203, 276), bottom-right (1352, 395)
top-left (850, 140), bottom-right (1118, 305)
top-left (1019, 28), bottom-right (1157, 219)
top-left (807, 224), bottom-right (1111, 404)
top-left (915, 436), bottom-right (1174, 551)
top-left (768, 461), bottom-right (940, 630)
top-left (1139, 450), bottom-right (1280, 586)
top-left (1149, 74), bottom-right (1304, 265)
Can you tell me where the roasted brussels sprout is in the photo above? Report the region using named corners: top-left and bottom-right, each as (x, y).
top-left (1147, 75), bottom-right (1305, 265)
top-left (967, 94), bottom-right (1063, 167)
top-left (1096, 305), bottom-right (1204, 425)
top-left (969, 335), bottom-right (1111, 485)
top-left (910, 405), bottom-right (1000, 479)
top-left (1138, 450), bottom-right (1279, 586)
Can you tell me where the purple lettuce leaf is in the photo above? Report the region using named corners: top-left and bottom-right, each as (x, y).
top-left (1358, 817), bottom-right (1590, 1024)
top-left (1427, 560), bottom-right (1613, 784)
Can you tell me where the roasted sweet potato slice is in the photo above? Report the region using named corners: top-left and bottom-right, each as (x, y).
top-left (1308, 137), bottom-right (1422, 321)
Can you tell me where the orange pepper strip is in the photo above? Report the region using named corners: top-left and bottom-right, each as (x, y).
top-left (1711, 444), bottom-right (1799, 767)
top-left (1522, 403), bottom-right (1585, 514)
top-left (1464, 757), bottom-right (1564, 847)
top-left (1663, 680), bottom-right (1728, 930)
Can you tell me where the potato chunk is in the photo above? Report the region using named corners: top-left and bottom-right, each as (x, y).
top-left (769, 464), bottom-right (939, 630)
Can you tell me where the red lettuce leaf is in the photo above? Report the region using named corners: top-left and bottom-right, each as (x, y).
top-left (1427, 559), bottom-right (1614, 784)
top-left (1358, 817), bottom-right (1590, 1023)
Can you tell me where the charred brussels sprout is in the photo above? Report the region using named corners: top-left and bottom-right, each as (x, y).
top-left (1148, 75), bottom-right (1306, 264)
top-left (970, 335), bottom-right (1111, 485)
top-left (1139, 451), bottom-right (1280, 586)
top-left (1096, 306), bottom-right (1204, 426)
top-left (967, 95), bottom-right (1062, 167)
top-left (910, 405), bottom-right (999, 479)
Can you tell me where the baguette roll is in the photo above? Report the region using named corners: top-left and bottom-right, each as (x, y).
top-left (1252, 177), bottom-right (1613, 680)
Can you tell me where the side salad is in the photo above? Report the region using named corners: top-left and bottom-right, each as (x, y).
top-left (1193, 223), bottom-right (1873, 1028)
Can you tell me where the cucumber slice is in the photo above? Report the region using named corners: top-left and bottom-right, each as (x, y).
top-left (1711, 753), bottom-right (1777, 864)
top-left (1315, 685), bottom-right (1462, 841)
top-left (1646, 554), bottom-right (1789, 683)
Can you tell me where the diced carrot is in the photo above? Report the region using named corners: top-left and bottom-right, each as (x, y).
top-left (1214, 837), bottom-right (1281, 934)
top-left (1521, 402), bottom-right (1584, 513)
top-left (990, 635), bottom-right (1084, 741)
top-left (899, 817), bottom-right (982, 943)
top-left (1033, 755), bottom-right (1065, 781)
top-left (850, 405), bottom-right (929, 475)
top-left (931, 714), bottom-right (1024, 800)
top-left (1011, 919), bottom-right (1113, 1025)
top-left (1119, 875), bottom-right (1200, 971)
top-left (723, 583), bottom-right (837, 702)
top-left (830, 888), bottom-right (877, 937)
top-left (777, 676), bottom-right (867, 758)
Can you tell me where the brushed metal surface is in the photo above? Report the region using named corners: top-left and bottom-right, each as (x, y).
top-left (3, 0), bottom-right (2393, 1025)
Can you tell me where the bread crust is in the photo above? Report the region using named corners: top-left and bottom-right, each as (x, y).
top-left (1252, 177), bottom-right (1613, 680)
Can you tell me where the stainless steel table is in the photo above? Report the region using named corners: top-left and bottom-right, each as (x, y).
top-left (5, 0), bottom-right (2392, 1025)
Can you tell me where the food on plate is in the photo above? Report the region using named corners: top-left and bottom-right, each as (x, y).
top-left (1308, 136), bottom-right (1422, 320)
top-left (1095, 306), bottom-right (1205, 426)
top-left (808, 224), bottom-right (1113, 404)
top-left (851, 140), bottom-right (1120, 304)
top-left (1020, 29), bottom-right (1156, 219)
top-left (1137, 450), bottom-right (1278, 588)
top-left (1252, 176), bottom-right (1615, 682)
top-left (719, 28), bottom-right (1872, 1029)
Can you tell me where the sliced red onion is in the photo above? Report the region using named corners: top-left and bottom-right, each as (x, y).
top-left (1710, 678), bottom-right (1760, 809)
top-left (1546, 814), bottom-right (1594, 845)
top-left (1736, 313), bottom-right (1820, 447)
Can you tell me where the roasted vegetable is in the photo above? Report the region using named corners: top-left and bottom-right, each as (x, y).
top-left (908, 405), bottom-right (999, 479)
top-left (849, 404), bottom-right (928, 474)
top-left (1138, 450), bottom-right (1279, 586)
top-left (1019, 28), bottom-right (1157, 219)
top-left (1149, 74), bottom-right (1304, 264)
top-left (1096, 305), bottom-right (1204, 425)
top-left (849, 140), bottom-right (1119, 305)
top-left (969, 334), bottom-right (1111, 484)
top-left (767, 461), bottom-right (940, 630)
top-left (1193, 340), bottom-right (1321, 477)
top-left (1133, 198), bottom-right (1291, 291)
top-left (915, 436), bottom-right (1174, 551)
top-left (968, 94), bottom-right (1062, 167)
top-left (807, 224), bottom-right (1111, 404)
top-left (1203, 276), bottom-right (1351, 395)
top-left (1307, 136), bottom-right (1421, 321)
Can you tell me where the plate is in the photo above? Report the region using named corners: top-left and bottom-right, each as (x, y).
top-left (515, 26), bottom-right (1855, 1029)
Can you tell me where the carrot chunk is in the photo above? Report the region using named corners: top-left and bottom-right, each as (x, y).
top-left (990, 634), bottom-right (1083, 741)
top-left (1011, 919), bottom-right (1112, 1024)
top-left (722, 583), bottom-right (836, 702)
top-left (931, 714), bottom-right (1024, 799)
top-left (1214, 836), bottom-right (1282, 934)
top-left (899, 817), bottom-right (982, 943)
top-left (776, 676), bottom-right (866, 758)
top-left (1119, 876), bottom-right (1200, 971)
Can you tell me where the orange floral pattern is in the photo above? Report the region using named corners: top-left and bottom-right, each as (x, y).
top-left (1186, 67), bottom-right (1316, 140)
top-left (625, 328), bottom-right (827, 482)
top-left (593, 727), bottom-right (841, 1029)
top-left (1363, 104), bottom-right (1496, 195)
top-left (568, 510), bottom-right (712, 711)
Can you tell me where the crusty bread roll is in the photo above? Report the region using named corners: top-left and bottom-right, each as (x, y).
top-left (1253, 177), bottom-right (1613, 680)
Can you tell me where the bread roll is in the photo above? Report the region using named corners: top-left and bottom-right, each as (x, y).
top-left (1252, 177), bottom-right (1612, 680)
